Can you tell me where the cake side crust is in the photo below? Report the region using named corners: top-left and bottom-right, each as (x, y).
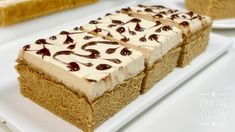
top-left (141, 46), bottom-right (182, 93)
top-left (178, 25), bottom-right (211, 67)
top-left (16, 59), bottom-right (145, 132)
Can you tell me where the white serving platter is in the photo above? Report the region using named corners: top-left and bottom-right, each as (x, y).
top-left (213, 18), bottom-right (235, 29)
top-left (0, 0), bottom-right (233, 131)
top-left (0, 33), bottom-right (232, 132)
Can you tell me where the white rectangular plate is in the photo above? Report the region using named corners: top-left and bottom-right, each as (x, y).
top-left (0, 33), bottom-right (232, 132)
top-left (0, 1), bottom-right (233, 131)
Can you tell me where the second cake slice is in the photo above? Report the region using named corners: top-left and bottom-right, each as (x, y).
top-left (121, 5), bottom-right (212, 67)
top-left (81, 13), bottom-right (183, 93)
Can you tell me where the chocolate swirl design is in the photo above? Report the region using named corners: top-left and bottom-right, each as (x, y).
top-left (96, 64), bottom-right (112, 70)
top-left (136, 4), bottom-right (204, 23)
top-left (120, 47), bottom-right (132, 56)
top-left (139, 34), bottom-right (147, 42)
top-left (180, 21), bottom-right (190, 27)
top-left (148, 34), bottom-right (159, 42)
top-left (73, 27), bottom-right (79, 31)
top-left (104, 59), bottom-right (121, 64)
top-left (162, 25), bottom-right (172, 31)
top-left (49, 36), bottom-right (57, 40)
top-left (116, 27), bottom-right (130, 42)
top-left (135, 22), bottom-right (144, 32)
top-left (106, 47), bottom-right (119, 54)
top-left (60, 31), bottom-right (74, 44)
top-left (36, 39), bottom-right (52, 45)
top-left (87, 13), bottom-right (149, 44)
top-left (52, 40), bottom-right (120, 71)
top-left (155, 25), bottom-right (172, 32)
top-left (67, 43), bottom-right (76, 50)
top-left (154, 13), bottom-right (163, 18)
top-left (116, 27), bottom-right (126, 33)
top-left (30, 39), bottom-right (53, 58)
top-left (83, 36), bottom-right (93, 40)
top-left (121, 7), bottom-right (131, 12)
top-left (67, 62), bottom-right (80, 71)
top-left (23, 45), bottom-right (30, 51)
top-left (93, 27), bottom-right (102, 33)
top-left (112, 19), bottom-right (124, 25)
top-left (128, 27), bottom-right (136, 35)
top-left (107, 32), bottom-right (113, 37)
top-left (125, 18), bottom-right (145, 32)
top-left (121, 37), bottom-right (130, 42)
top-left (138, 4), bottom-right (165, 9)
top-left (23, 39), bottom-right (55, 58)
top-left (22, 27), bottom-right (136, 85)
top-left (89, 20), bottom-right (99, 24)
top-left (36, 46), bottom-right (51, 58)
top-left (59, 31), bottom-right (83, 44)
top-left (144, 8), bottom-right (153, 12)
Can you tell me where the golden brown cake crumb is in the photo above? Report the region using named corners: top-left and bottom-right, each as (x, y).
top-left (16, 60), bottom-right (145, 132)
top-left (185, 0), bottom-right (235, 19)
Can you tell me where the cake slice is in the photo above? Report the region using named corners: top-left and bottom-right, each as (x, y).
top-left (80, 13), bottom-right (183, 93)
top-left (185, 0), bottom-right (235, 19)
top-left (16, 29), bottom-right (145, 132)
top-left (0, 0), bottom-right (98, 26)
top-left (121, 5), bottom-right (212, 67)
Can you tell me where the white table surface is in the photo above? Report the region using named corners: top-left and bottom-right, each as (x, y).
top-left (0, 0), bottom-right (235, 132)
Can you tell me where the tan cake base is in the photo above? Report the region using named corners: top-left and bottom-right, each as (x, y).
top-left (185, 0), bottom-right (235, 19)
top-left (0, 0), bottom-right (98, 26)
top-left (141, 47), bottom-right (181, 93)
top-left (16, 60), bottom-right (145, 132)
top-left (178, 26), bottom-right (211, 67)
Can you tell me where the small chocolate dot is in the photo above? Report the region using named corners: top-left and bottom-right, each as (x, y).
top-left (73, 27), bottom-right (79, 31)
top-left (49, 36), bottom-right (57, 40)
top-left (23, 45), bottom-right (30, 51)
top-left (180, 21), bottom-right (190, 27)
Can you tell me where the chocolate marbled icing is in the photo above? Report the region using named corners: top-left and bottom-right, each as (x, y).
top-left (19, 29), bottom-right (145, 100)
top-left (81, 12), bottom-right (183, 65)
top-left (81, 12), bottom-right (175, 45)
top-left (22, 30), bottom-right (137, 73)
top-left (121, 4), bottom-right (212, 34)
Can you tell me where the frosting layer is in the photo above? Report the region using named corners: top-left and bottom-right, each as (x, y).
top-left (81, 13), bottom-right (183, 65)
top-left (121, 5), bottom-right (212, 34)
top-left (18, 29), bottom-right (145, 101)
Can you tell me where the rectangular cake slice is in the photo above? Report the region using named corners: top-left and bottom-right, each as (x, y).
top-left (81, 13), bottom-right (183, 93)
top-left (121, 5), bottom-right (212, 67)
top-left (16, 29), bottom-right (145, 132)
top-left (0, 0), bottom-right (98, 26)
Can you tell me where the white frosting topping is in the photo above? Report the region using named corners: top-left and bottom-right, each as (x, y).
top-left (81, 13), bottom-right (183, 65)
top-left (122, 5), bottom-right (212, 34)
top-left (18, 29), bottom-right (145, 101)
top-left (0, 0), bottom-right (30, 7)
